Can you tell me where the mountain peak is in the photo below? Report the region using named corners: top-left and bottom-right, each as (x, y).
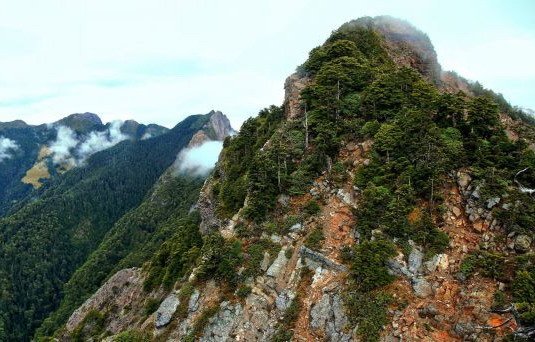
top-left (338, 15), bottom-right (441, 83)
top-left (54, 112), bottom-right (103, 133)
top-left (0, 119), bottom-right (29, 129)
top-left (187, 111), bottom-right (234, 147)
top-left (207, 110), bottom-right (235, 140)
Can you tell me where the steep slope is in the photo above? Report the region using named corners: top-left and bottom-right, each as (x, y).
top-left (37, 110), bottom-right (234, 338)
top-left (0, 113), bottom-right (168, 216)
top-left (56, 16), bottom-right (535, 342)
top-left (0, 111), bottom-right (231, 341)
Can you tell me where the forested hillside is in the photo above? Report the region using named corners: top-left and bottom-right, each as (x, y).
top-left (0, 112), bottom-right (231, 341)
top-left (52, 16), bottom-right (535, 341)
top-left (0, 113), bottom-right (168, 216)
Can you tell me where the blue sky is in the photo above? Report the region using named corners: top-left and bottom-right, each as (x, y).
top-left (0, 0), bottom-right (534, 129)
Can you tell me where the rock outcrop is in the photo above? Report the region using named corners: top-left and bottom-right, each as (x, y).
top-left (284, 73), bottom-right (311, 119)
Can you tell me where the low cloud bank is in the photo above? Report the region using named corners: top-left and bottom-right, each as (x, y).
top-left (174, 140), bottom-right (223, 176)
top-left (0, 136), bottom-right (19, 162)
top-left (49, 121), bottom-right (128, 166)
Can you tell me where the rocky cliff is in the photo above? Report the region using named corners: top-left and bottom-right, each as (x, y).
top-left (59, 16), bottom-right (535, 342)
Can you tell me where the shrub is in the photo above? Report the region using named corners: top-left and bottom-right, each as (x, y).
top-left (460, 251), bottom-right (506, 279)
top-left (113, 330), bottom-right (150, 342)
top-left (142, 298), bottom-right (160, 317)
top-left (303, 200), bottom-right (321, 216)
top-left (236, 285), bottom-right (252, 299)
top-left (351, 239), bottom-right (396, 292)
top-left (305, 227), bottom-right (325, 250)
top-left (345, 291), bottom-right (392, 342)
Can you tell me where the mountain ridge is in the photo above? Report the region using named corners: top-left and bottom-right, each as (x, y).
top-left (51, 16), bottom-right (535, 342)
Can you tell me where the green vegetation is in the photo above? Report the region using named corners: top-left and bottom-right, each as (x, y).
top-left (459, 251), bottom-right (506, 279)
top-left (345, 292), bottom-right (393, 342)
top-left (0, 114), bottom-right (212, 341)
top-left (113, 330), bottom-right (150, 342)
top-left (305, 227), bottom-right (325, 250)
top-left (183, 304), bottom-right (220, 342)
top-left (69, 310), bottom-right (107, 342)
top-left (271, 295), bottom-right (302, 342)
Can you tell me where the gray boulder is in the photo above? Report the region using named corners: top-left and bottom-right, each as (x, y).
top-left (155, 294), bottom-right (180, 328)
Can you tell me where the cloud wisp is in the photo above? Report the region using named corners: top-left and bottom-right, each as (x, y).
top-left (0, 136), bottom-right (19, 162)
top-left (77, 121), bottom-right (127, 162)
top-left (173, 140), bottom-right (223, 177)
top-left (49, 121), bottom-right (128, 167)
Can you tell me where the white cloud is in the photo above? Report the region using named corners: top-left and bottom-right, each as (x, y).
top-left (49, 121), bottom-right (128, 166)
top-left (173, 141), bottom-right (223, 177)
top-left (0, 136), bottom-right (19, 162)
top-left (77, 121), bottom-right (127, 162)
top-left (49, 126), bottom-right (78, 166)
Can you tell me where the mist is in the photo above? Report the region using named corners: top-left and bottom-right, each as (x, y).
top-left (0, 136), bottom-right (19, 162)
top-left (174, 140), bottom-right (223, 177)
top-left (49, 126), bottom-right (78, 166)
top-left (49, 121), bottom-right (128, 166)
top-left (77, 121), bottom-right (127, 162)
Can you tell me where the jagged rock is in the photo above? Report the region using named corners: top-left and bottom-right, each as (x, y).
top-left (411, 277), bottom-right (433, 298)
top-left (275, 290), bottom-right (295, 311)
top-left (514, 234), bottom-right (532, 253)
top-left (424, 253), bottom-right (449, 273)
top-left (457, 172), bottom-right (472, 189)
top-left (188, 289), bottom-right (200, 313)
top-left (310, 293), bottom-right (351, 341)
top-left (260, 251), bottom-right (271, 271)
top-left (266, 248), bottom-right (288, 277)
top-left (65, 268), bottom-right (143, 333)
top-left (471, 185), bottom-right (481, 199)
top-left (408, 248), bottom-right (423, 274)
top-left (387, 253), bottom-right (413, 278)
top-left (418, 305), bottom-right (438, 318)
top-left (200, 301), bottom-right (242, 341)
top-left (452, 206), bottom-right (461, 217)
top-left (155, 294), bottom-right (180, 328)
top-left (197, 177), bottom-right (223, 234)
top-left (336, 189), bottom-right (353, 206)
top-left (310, 294), bottom-right (331, 330)
top-left (270, 234), bottom-right (282, 244)
top-left (486, 197), bottom-right (500, 209)
top-left (300, 246), bottom-right (348, 272)
top-left (283, 72), bottom-right (310, 119)
top-left (290, 223), bottom-right (303, 232)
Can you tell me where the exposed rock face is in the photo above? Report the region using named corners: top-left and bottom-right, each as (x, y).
top-left (155, 294), bottom-right (179, 328)
top-left (65, 268), bottom-right (144, 333)
top-left (284, 72), bottom-right (310, 119)
top-left (188, 110), bottom-right (234, 147)
top-left (300, 246), bottom-right (347, 272)
top-left (197, 175), bottom-right (223, 234)
top-left (266, 247), bottom-right (289, 277)
top-left (310, 292), bottom-right (351, 341)
top-left (60, 16), bottom-right (534, 342)
top-left (200, 301), bottom-right (242, 341)
top-left (208, 110), bottom-right (234, 140)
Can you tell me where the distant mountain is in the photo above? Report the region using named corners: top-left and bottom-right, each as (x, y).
top-left (0, 113), bottom-right (168, 216)
top-left (0, 111), bottom-right (233, 341)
